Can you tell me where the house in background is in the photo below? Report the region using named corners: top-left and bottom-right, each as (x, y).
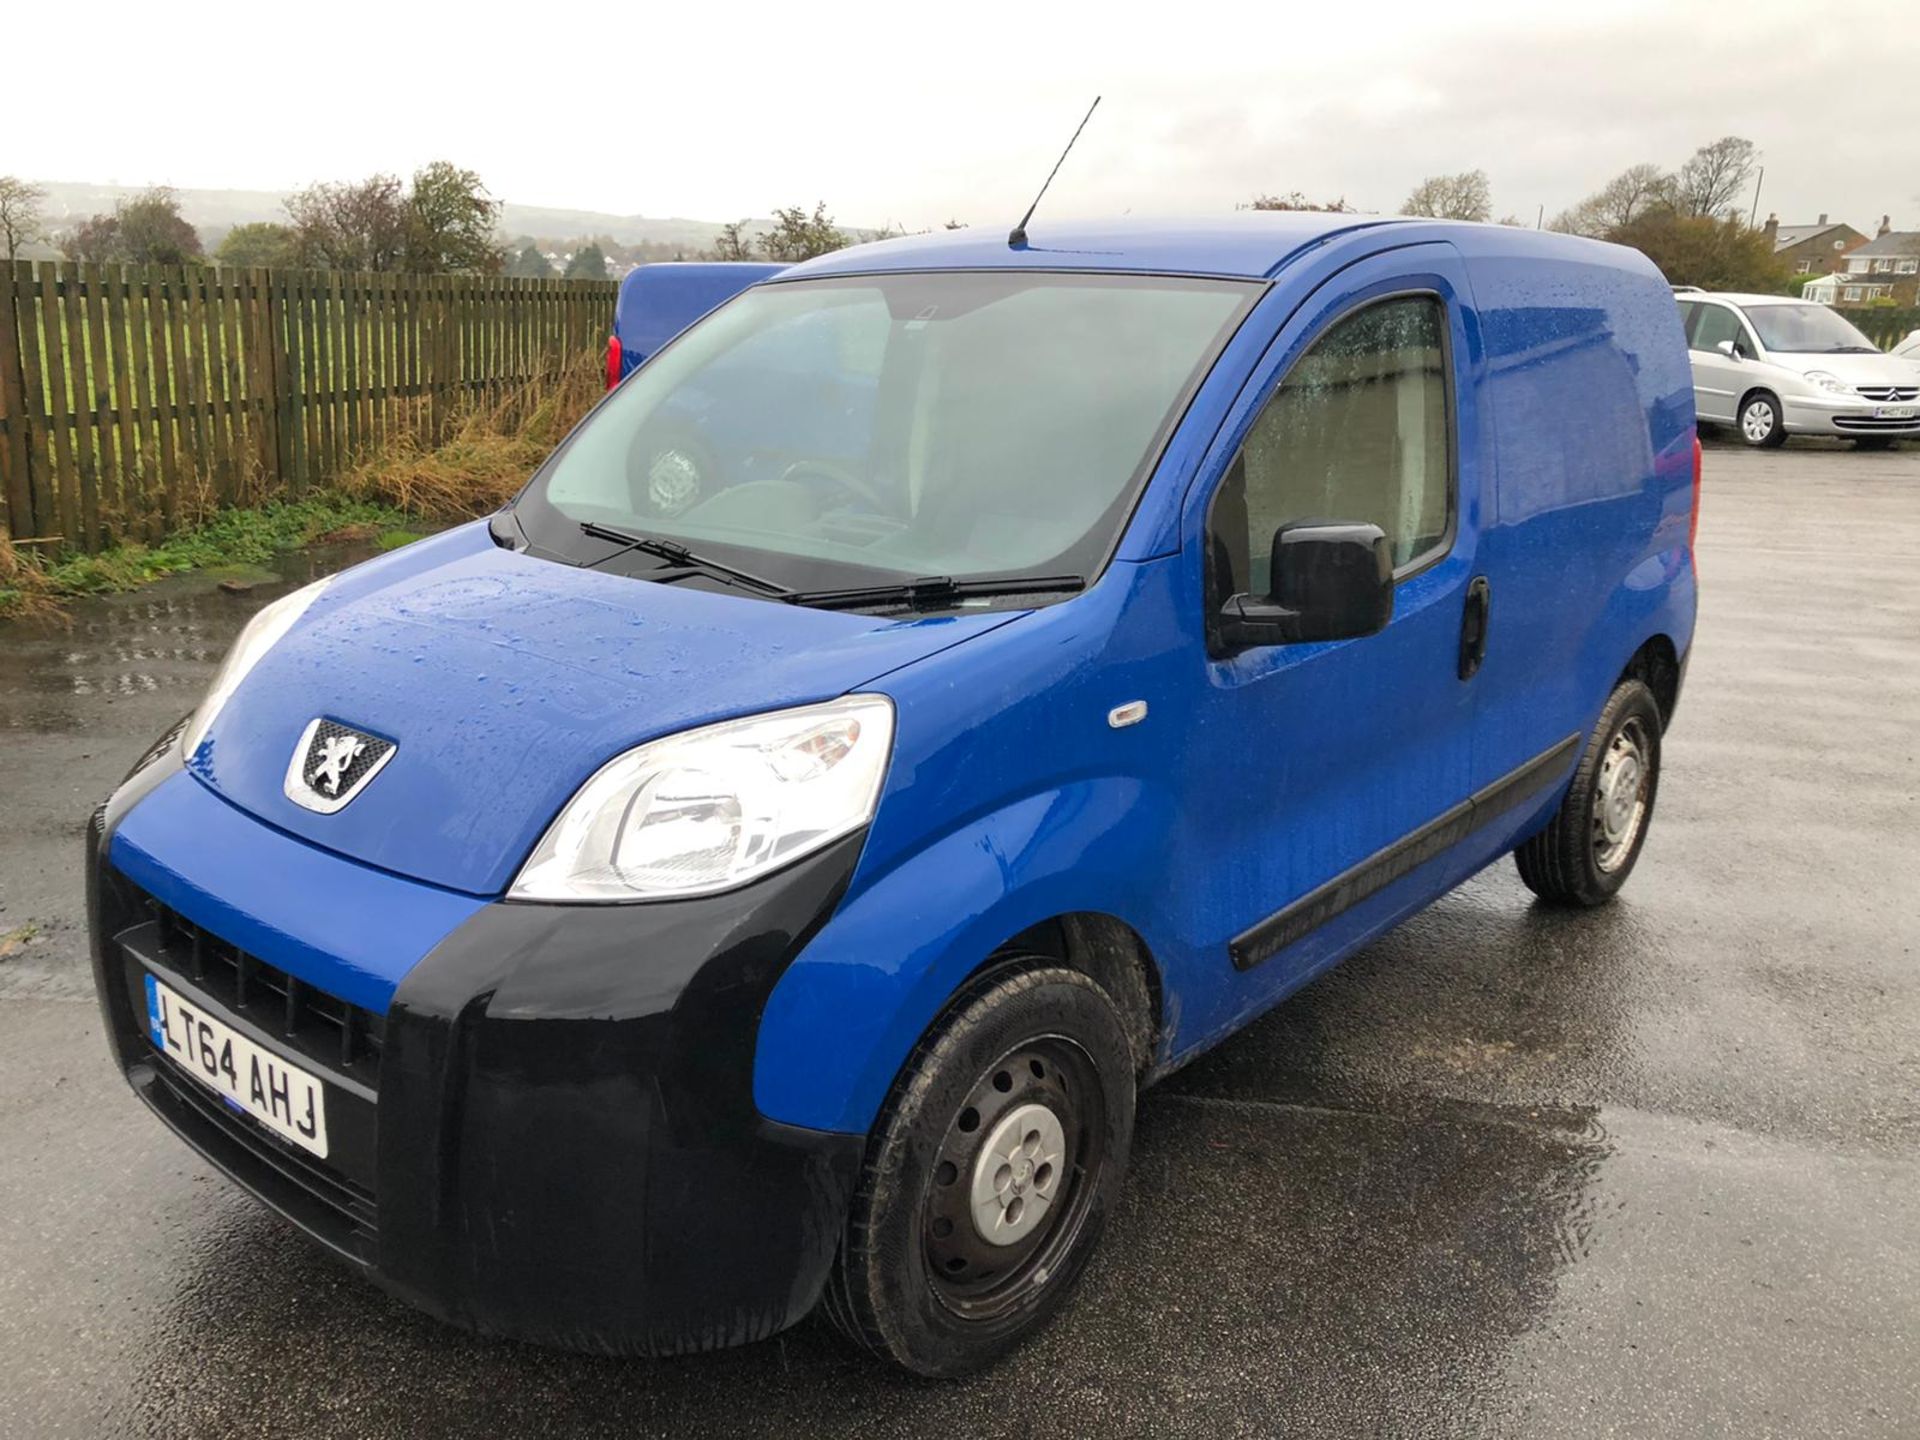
top-left (1803, 219), bottom-right (1920, 307)
top-left (1762, 213), bottom-right (1867, 276)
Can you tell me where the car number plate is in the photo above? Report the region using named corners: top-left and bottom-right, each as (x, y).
top-left (1874, 405), bottom-right (1917, 419)
top-left (145, 973), bottom-right (329, 1158)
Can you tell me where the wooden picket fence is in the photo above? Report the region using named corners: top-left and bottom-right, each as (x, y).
top-left (0, 261), bottom-right (616, 553)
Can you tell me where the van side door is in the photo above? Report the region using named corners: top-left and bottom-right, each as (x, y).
top-left (1177, 243), bottom-right (1487, 999)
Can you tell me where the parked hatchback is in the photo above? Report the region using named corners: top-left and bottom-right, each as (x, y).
top-left (89, 215), bottom-right (1698, 1376)
top-left (1676, 291), bottom-right (1920, 447)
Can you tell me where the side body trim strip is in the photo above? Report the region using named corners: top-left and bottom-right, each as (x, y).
top-left (1229, 733), bottom-right (1582, 970)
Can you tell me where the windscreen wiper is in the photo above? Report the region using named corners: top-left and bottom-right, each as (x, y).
top-left (786, 574), bottom-right (1086, 612)
top-left (579, 521), bottom-right (794, 598)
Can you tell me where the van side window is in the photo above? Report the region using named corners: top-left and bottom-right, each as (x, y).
top-left (1210, 294), bottom-right (1452, 600)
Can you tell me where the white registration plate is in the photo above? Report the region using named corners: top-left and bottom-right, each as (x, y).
top-left (145, 973), bottom-right (329, 1158)
top-left (1874, 405), bottom-right (1917, 420)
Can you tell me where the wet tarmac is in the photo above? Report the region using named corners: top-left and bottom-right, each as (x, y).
top-left (2, 440), bottom-right (1916, 1437)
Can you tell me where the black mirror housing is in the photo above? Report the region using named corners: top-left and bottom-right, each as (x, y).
top-left (1217, 521), bottom-right (1394, 650)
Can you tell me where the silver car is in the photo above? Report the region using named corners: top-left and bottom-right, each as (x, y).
top-left (1676, 292), bottom-right (1920, 447)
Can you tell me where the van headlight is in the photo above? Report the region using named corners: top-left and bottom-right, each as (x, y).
top-left (183, 577), bottom-right (334, 760)
top-left (511, 695), bottom-right (894, 902)
top-left (1804, 370), bottom-right (1852, 396)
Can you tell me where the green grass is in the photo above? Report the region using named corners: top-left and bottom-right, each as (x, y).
top-left (0, 492), bottom-right (423, 616)
top-left (0, 922), bottom-right (41, 959)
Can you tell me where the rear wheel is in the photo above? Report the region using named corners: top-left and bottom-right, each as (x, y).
top-left (822, 964), bottom-right (1135, 1376)
top-left (1515, 678), bottom-right (1663, 907)
top-left (1738, 391), bottom-right (1787, 448)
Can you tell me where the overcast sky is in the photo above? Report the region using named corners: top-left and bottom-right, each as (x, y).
top-left (16, 0), bottom-right (1918, 234)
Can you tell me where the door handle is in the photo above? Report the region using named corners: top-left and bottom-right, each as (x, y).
top-left (1459, 575), bottom-right (1491, 680)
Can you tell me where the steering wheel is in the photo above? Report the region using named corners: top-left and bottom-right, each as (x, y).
top-left (778, 459), bottom-right (892, 514)
top-left (626, 420), bottom-right (719, 518)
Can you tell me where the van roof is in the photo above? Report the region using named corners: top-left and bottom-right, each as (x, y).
top-left (780, 214), bottom-right (1485, 282)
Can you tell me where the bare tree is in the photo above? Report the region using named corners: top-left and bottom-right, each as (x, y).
top-left (710, 220), bottom-right (754, 261)
top-left (0, 176), bottom-right (47, 262)
top-left (1670, 137), bottom-right (1758, 220)
top-left (1550, 162), bottom-right (1673, 237)
top-left (1241, 191), bottom-right (1354, 213)
top-left (1401, 171), bottom-right (1492, 222)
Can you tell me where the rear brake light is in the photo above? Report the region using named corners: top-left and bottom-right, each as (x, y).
top-left (605, 333), bottom-right (623, 391)
top-left (1688, 435), bottom-right (1703, 555)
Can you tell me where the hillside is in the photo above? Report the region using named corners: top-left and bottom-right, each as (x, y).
top-left (29, 180), bottom-right (752, 252)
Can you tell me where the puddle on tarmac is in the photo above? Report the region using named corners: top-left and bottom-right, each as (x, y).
top-left (0, 541), bottom-right (386, 735)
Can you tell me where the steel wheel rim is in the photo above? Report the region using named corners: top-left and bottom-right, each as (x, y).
top-left (1742, 400), bottom-right (1774, 442)
top-left (1593, 716), bottom-right (1652, 872)
top-left (921, 1035), bottom-right (1106, 1321)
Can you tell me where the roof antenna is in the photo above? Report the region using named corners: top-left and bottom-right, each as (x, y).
top-left (1009, 96), bottom-right (1101, 248)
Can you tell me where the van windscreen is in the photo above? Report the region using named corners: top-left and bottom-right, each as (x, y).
top-left (515, 271), bottom-right (1257, 599)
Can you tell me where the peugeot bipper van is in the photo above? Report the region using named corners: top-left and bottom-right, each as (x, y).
top-left (88, 216), bottom-right (1698, 1377)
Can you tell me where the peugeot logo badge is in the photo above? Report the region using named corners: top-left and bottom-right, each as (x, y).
top-left (284, 719), bottom-right (396, 814)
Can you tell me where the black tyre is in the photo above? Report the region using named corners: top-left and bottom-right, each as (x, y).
top-left (1514, 678), bottom-right (1663, 907)
top-left (1853, 436), bottom-right (1898, 451)
top-left (822, 964), bottom-right (1136, 1376)
top-left (1737, 390), bottom-right (1787, 448)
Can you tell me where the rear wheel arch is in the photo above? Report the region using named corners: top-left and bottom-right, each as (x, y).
top-left (1618, 633), bottom-right (1682, 731)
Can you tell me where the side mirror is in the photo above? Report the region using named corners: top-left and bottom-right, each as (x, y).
top-left (1217, 521), bottom-right (1394, 650)
top-left (1716, 338), bottom-right (1741, 360)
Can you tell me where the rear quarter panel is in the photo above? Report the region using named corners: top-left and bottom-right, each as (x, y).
top-left (1459, 233), bottom-right (1697, 793)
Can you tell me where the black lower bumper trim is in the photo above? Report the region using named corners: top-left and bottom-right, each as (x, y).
top-left (88, 731), bottom-right (872, 1357)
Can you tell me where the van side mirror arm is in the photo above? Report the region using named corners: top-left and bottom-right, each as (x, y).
top-left (1214, 521), bottom-right (1395, 652)
top-left (1217, 592), bottom-right (1313, 649)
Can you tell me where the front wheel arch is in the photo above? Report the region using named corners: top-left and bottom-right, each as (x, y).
top-left (973, 913), bottom-right (1164, 1080)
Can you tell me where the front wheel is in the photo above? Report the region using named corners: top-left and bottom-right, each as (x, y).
top-left (1515, 678), bottom-right (1663, 907)
top-left (821, 964), bottom-right (1136, 1376)
top-left (1738, 391), bottom-right (1788, 448)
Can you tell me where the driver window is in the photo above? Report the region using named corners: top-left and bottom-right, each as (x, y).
top-left (1210, 294), bottom-right (1452, 601)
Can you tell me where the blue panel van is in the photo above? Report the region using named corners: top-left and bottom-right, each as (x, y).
top-left (87, 215), bottom-right (1699, 1376)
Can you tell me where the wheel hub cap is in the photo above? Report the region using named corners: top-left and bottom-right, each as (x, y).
top-left (969, 1102), bottom-right (1066, 1246)
top-left (1593, 722), bottom-right (1651, 871)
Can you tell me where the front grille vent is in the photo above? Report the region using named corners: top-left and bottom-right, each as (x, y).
top-left (1834, 415), bottom-right (1920, 431)
top-left (149, 900), bottom-right (385, 1076)
top-left (1854, 384), bottom-right (1918, 402)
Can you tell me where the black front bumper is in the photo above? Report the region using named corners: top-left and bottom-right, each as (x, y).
top-left (88, 744), bottom-right (867, 1356)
